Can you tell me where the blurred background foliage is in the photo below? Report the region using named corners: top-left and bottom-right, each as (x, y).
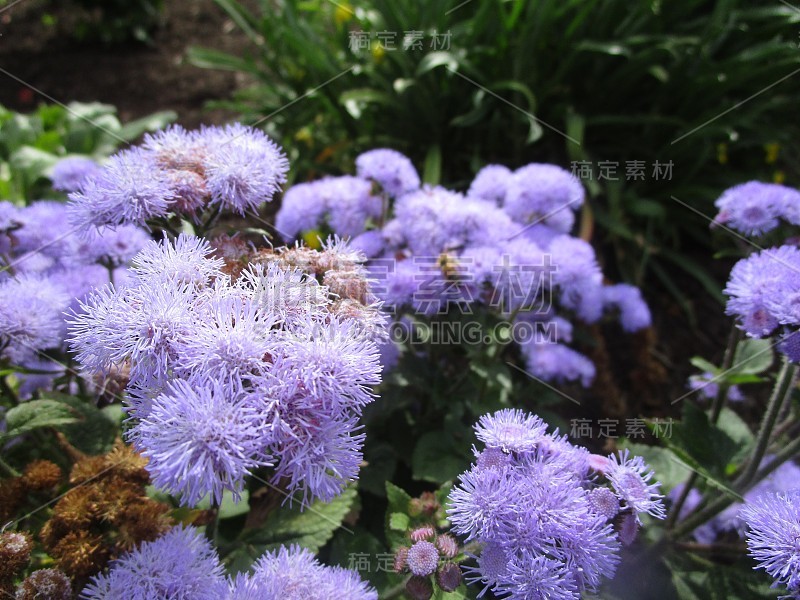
top-left (189, 0), bottom-right (800, 310)
top-left (0, 102), bottom-right (175, 202)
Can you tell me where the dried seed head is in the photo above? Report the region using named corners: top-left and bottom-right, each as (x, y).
top-left (22, 460), bottom-right (61, 491)
top-left (15, 569), bottom-right (72, 600)
top-left (0, 531), bottom-right (32, 581)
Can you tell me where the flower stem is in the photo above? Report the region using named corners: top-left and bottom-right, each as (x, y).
top-left (735, 357), bottom-right (797, 489)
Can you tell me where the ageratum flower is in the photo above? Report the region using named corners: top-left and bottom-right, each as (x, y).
top-left (725, 245), bottom-right (800, 337)
top-left (200, 123), bottom-right (289, 215)
top-left (741, 490), bottom-right (800, 597)
top-left (355, 148), bottom-right (420, 199)
top-left (51, 156), bottom-right (100, 193)
top-left (130, 379), bottom-right (273, 505)
top-left (229, 544), bottom-right (378, 600)
top-left (68, 124), bottom-right (289, 229)
top-left (713, 181), bottom-right (800, 236)
top-left (503, 164), bottom-right (585, 233)
top-left (81, 526), bottom-right (229, 600)
top-left (448, 410), bottom-right (651, 599)
top-left (68, 147), bottom-right (176, 229)
top-left (467, 164), bottom-right (512, 205)
top-left (601, 283), bottom-right (652, 332)
top-left (69, 234), bottom-right (384, 507)
top-left (606, 450), bottom-right (666, 522)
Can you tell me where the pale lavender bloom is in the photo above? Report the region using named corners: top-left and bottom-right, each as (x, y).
top-left (67, 147), bottom-right (175, 229)
top-left (468, 164), bottom-right (512, 204)
top-left (131, 233), bottom-right (225, 288)
top-left (51, 156), bottom-right (101, 192)
top-left (519, 340), bottom-right (595, 387)
top-left (349, 230), bottom-right (385, 258)
top-left (687, 371), bottom-right (744, 402)
top-left (313, 176), bottom-right (382, 238)
top-left (725, 246), bottom-right (800, 337)
top-left (606, 450), bottom-right (666, 522)
top-left (407, 541), bottom-right (439, 576)
top-left (713, 181), bottom-right (800, 236)
top-left (474, 408), bottom-right (547, 453)
top-left (547, 236), bottom-right (603, 322)
top-left (129, 379), bottom-right (273, 506)
top-left (504, 164), bottom-right (585, 232)
top-left (741, 490), bottom-right (800, 596)
top-left (230, 544), bottom-right (377, 600)
top-left (355, 148), bottom-right (420, 198)
top-left (602, 283), bottom-right (652, 331)
top-left (274, 181), bottom-right (328, 241)
top-left (81, 526), bottom-right (228, 600)
top-left (449, 412), bottom-right (625, 599)
top-left (179, 294), bottom-right (278, 384)
top-left (200, 123), bottom-right (289, 214)
top-left (13, 201), bottom-right (72, 257)
top-left (393, 187), bottom-right (515, 255)
top-left (0, 274), bottom-right (69, 362)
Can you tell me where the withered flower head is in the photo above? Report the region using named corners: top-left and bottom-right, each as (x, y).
top-left (21, 460), bottom-right (61, 492)
top-left (15, 568), bottom-right (72, 600)
top-left (0, 531), bottom-right (32, 581)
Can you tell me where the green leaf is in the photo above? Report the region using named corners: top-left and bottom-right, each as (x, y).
top-left (667, 556), bottom-right (776, 600)
top-left (385, 481), bottom-right (412, 515)
top-left (731, 338), bottom-right (774, 376)
top-left (239, 486), bottom-right (357, 555)
top-left (197, 489), bottom-right (250, 520)
top-left (117, 110), bottom-right (177, 141)
top-left (388, 512), bottom-right (410, 532)
top-left (412, 431), bottom-right (470, 484)
top-left (3, 399), bottom-right (79, 439)
top-left (51, 393), bottom-right (117, 455)
top-left (661, 403), bottom-right (743, 499)
top-left (689, 357), bottom-right (719, 375)
top-left (422, 145), bottom-right (441, 186)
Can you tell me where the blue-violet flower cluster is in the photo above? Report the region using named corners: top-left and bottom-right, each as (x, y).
top-left (82, 526), bottom-right (377, 599)
top-left (68, 234), bottom-right (386, 507)
top-left (447, 409), bottom-right (665, 599)
top-left (275, 151), bottom-right (652, 386)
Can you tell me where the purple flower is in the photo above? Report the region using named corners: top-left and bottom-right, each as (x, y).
top-left (602, 283), bottom-right (651, 332)
top-left (200, 123), bottom-right (289, 214)
top-left (741, 490), bottom-right (800, 596)
top-left (275, 181), bottom-right (328, 241)
top-left (519, 341), bottom-right (596, 387)
top-left (230, 544), bottom-right (378, 600)
top-left (406, 541), bottom-right (439, 576)
top-left (503, 164), bottom-right (585, 232)
top-left (349, 230), bottom-right (385, 259)
top-left (687, 371), bottom-right (744, 402)
top-left (0, 274), bottom-right (69, 362)
top-left (713, 181), bottom-right (800, 236)
top-left (355, 148), bottom-right (420, 198)
top-left (449, 423), bottom-right (622, 599)
top-left (131, 233), bottom-right (225, 288)
top-left (129, 379), bottom-right (273, 506)
top-left (606, 450), bottom-right (666, 522)
top-left (467, 164), bottom-right (512, 204)
top-left (51, 156), bottom-right (101, 193)
top-left (725, 246), bottom-right (800, 337)
top-left (474, 408), bottom-right (548, 453)
top-left (68, 147), bottom-right (176, 229)
top-left (81, 526), bottom-right (228, 600)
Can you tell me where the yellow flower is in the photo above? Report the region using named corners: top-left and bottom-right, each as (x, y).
top-left (372, 42), bottom-right (385, 63)
top-left (303, 229), bottom-right (323, 249)
top-left (765, 142), bottom-right (780, 165)
top-left (774, 170), bottom-right (785, 184)
top-left (716, 142), bottom-right (728, 165)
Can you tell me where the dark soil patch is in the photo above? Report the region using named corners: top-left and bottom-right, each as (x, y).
top-left (0, 0), bottom-right (254, 127)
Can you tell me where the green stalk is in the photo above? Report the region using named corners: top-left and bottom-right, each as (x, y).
top-left (666, 327), bottom-right (740, 530)
top-left (735, 358), bottom-right (797, 489)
